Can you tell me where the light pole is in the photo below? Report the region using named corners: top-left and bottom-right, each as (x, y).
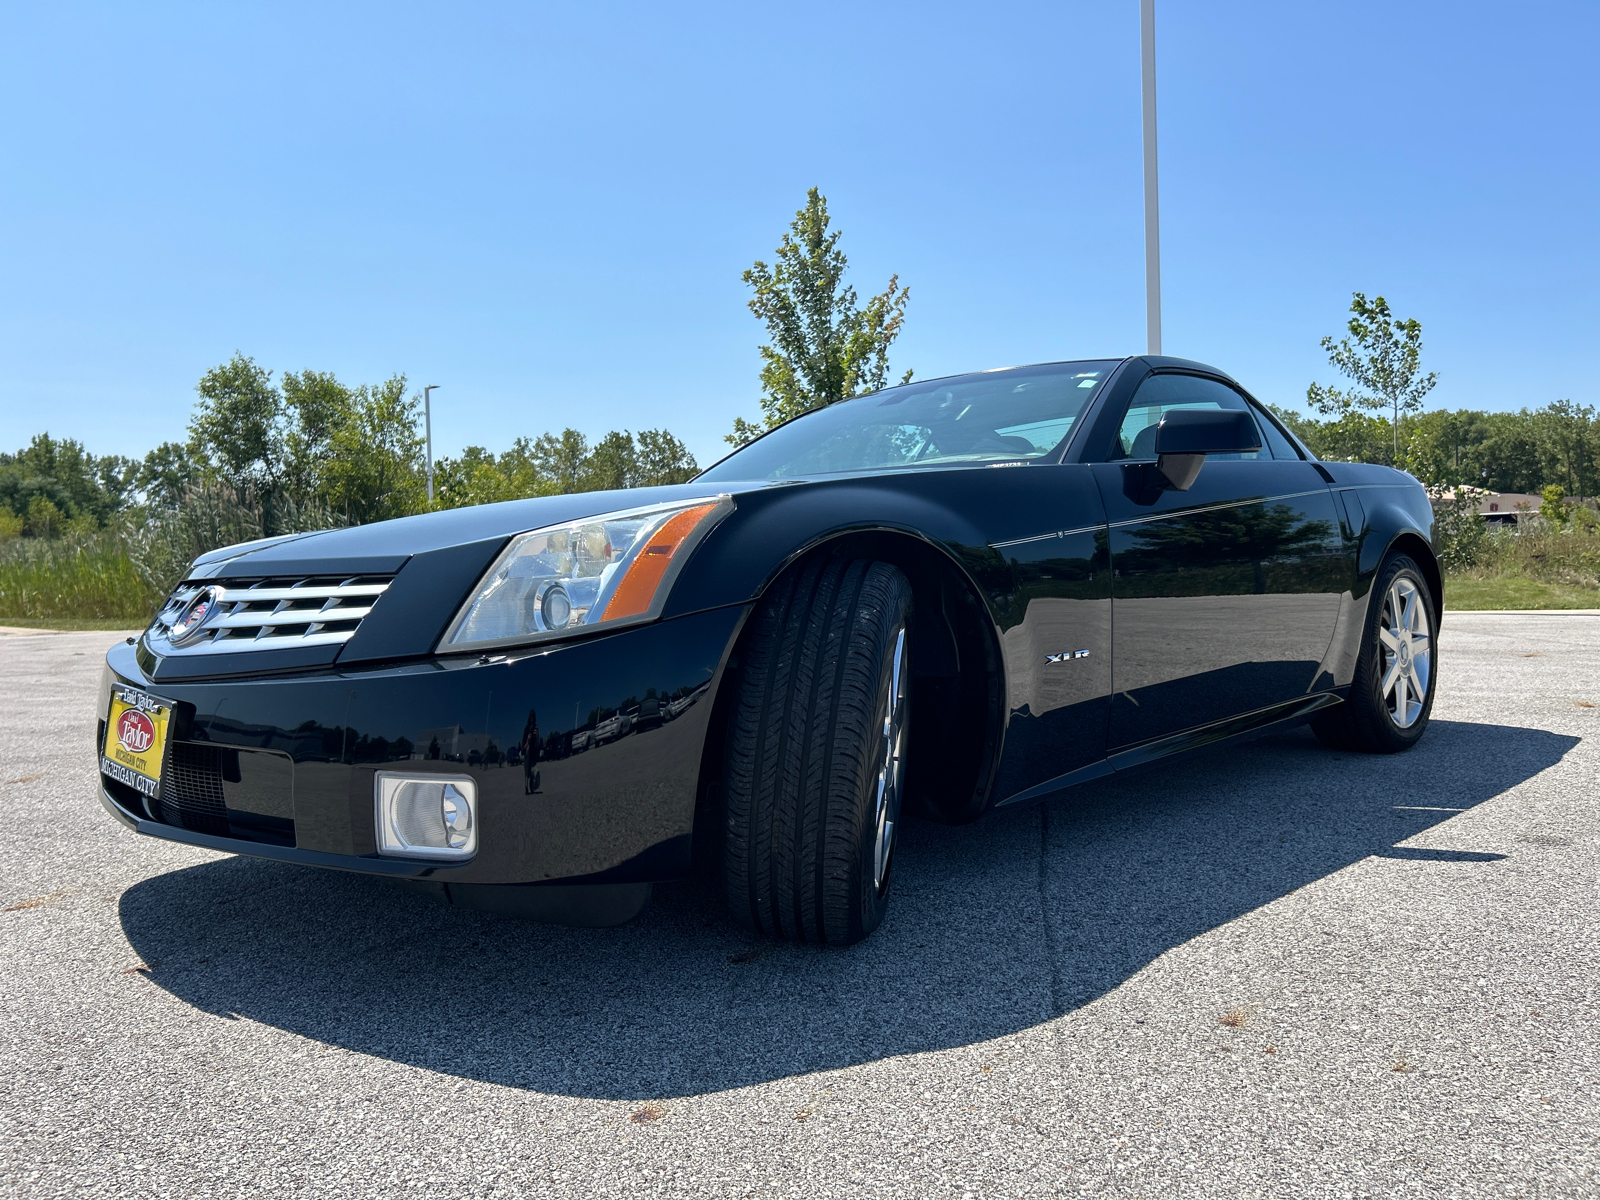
top-left (1140, 0), bottom-right (1162, 356)
top-left (423, 385), bottom-right (440, 505)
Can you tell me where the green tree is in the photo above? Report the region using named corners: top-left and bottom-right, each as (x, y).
top-left (434, 446), bottom-right (520, 510)
top-left (0, 432), bottom-right (134, 530)
top-left (1477, 411), bottom-right (1544, 493)
top-left (730, 188), bottom-right (912, 445)
top-left (585, 431), bottom-right (639, 492)
top-left (187, 353), bottom-right (286, 492)
top-left (136, 441), bottom-right (200, 508)
top-left (1530, 399), bottom-right (1597, 499)
top-left (25, 495), bottom-right (68, 537)
top-left (1540, 483), bottom-right (1569, 528)
top-left (432, 426), bottom-right (699, 509)
top-left (1402, 409), bottom-right (1496, 487)
top-left (1307, 293), bottom-right (1438, 462)
top-left (321, 377), bottom-right (428, 523)
top-left (280, 368), bottom-right (355, 501)
top-left (491, 437), bottom-right (562, 499)
top-left (1270, 405), bottom-right (1395, 466)
top-left (525, 429), bottom-right (592, 493)
top-left (634, 428), bottom-right (698, 486)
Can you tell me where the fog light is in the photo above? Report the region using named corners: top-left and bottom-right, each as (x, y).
top-left (375, 773), bottom-right (478, 861)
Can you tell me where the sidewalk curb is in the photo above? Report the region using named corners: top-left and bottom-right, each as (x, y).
top-left (1447, 609), bottom-right (1600, 616)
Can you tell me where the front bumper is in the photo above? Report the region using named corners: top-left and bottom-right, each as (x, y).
top-left (98, 605), bottom-right (745, 886)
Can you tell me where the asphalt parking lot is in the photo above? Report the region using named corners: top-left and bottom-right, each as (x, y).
top-left (1, 614), bottom-right (1596, 1199)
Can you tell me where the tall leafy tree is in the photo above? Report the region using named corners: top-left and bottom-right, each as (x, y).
top-left (1530, 399), bottom-right (1598, 499)
top-left (0, 433), bottom-right (134, 530)
top-left (1307, 293), bottom-right (1438, 462)
top-left (434, 446), bottom-right (520, 510)
top-left (729, 188), bottom-right (912, 445)
top-left (135, 441), bottom-right (199, 508)
top-left (633, 428), bottom-right (697, 486)
top-left (187, 353), bottom-right (286, 492)
top-left (280, 368), bottom-right (355, 500)
top-left (585, 431), bottom-right (639, 492)
top-left (524, 429), bottom-right (592, 494)
top-left (432, 426), bottom-right (699, 507)
top-left (321, 377), bottom-right (428, 523)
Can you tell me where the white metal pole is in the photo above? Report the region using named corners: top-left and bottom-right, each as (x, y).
top-left (423, 385), bottom-right (439, 504)
top-left (1140, 0), bottom-right (1162, 357)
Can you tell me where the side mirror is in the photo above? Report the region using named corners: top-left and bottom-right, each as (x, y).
top-left (1151, 409), bottom-right (1262, 490)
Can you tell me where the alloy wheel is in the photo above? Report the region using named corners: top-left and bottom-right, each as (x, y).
top-left (872, 626), bottom-right (908, 892)
top-left (1378, 576), bottom-right (1431, 729)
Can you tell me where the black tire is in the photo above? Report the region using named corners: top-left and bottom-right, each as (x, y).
top-left (1312, 553), bottom-right (1437, 753)
top-left (722, 557), bottom-right (912, 945)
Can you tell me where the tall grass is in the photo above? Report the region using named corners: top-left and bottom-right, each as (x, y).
top-left (1473, 528), bottom-right (1600, 588)
top-left (0, 531), bottom-right (164, 621)
top-left (0, 483), bottom-right (344, 623)
top-left (1443, 520), bottom-right (1600, 592)
top-left (1432, 488), bottom-right (1600, 590)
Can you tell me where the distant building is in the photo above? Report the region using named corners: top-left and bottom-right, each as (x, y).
top-left (1478, 493), bottom-right (1542, 526)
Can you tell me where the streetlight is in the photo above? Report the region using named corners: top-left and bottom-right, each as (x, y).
top-left (423, 384), bottom-right (440, 504)
top-left (1141, 0), bottom-right (1162, 356)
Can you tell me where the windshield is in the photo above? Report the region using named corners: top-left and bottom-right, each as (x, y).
top-left (698, 360), bottom-right (1121, 482)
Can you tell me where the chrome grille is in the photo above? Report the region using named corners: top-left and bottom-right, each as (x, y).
top-left (150, 574), bottom-right (393, 655)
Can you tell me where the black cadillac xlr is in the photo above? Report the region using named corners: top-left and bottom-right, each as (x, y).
top-left (98, 357), bottom-right (1441, 944)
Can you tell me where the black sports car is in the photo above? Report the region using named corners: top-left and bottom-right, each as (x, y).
top-left (98, 356), bottom-right (1440, 944)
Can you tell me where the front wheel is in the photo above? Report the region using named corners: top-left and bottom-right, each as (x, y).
top-left (1313, 553), bottom-right (1437, 753)
top-left (722, 557), bottom-right (912, 945)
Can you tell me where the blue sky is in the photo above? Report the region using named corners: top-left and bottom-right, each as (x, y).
top-left (2, 2), bottom-right (1594, 470)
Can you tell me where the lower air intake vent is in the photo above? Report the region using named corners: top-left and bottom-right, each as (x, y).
top-left (149, 574), bottom-right (394, 655)
top-left (158, 743), bottom-right (230, 836)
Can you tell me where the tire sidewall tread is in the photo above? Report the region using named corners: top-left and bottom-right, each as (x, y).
top-left (723, 558), bottom-right (911, 945)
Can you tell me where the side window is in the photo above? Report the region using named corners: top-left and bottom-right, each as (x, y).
top-left (1109, 374), bottom-right (1264, 461)
top-left (1248, 402), bottom-right (1303, 460)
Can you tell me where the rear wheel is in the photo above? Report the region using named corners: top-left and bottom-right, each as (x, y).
top-left (1313, 553), bottom-right (1436, 753)
top-left (722, 557), bottom-right (911, 945)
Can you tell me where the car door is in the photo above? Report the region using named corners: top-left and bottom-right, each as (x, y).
top-left (986, 464), bottom-right (1112, 803)
top-left (1088, 371), bottom-right (1345, 751)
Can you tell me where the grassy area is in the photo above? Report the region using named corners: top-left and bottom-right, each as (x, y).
top-left (1445, 573), bottom-right (1600, 611)
top-left (1440, 524), bottom-right (1600, 610)
top-left (0, 616), bottom-right (146, 631)
top-left (0, 532), bottom-right (162, 624)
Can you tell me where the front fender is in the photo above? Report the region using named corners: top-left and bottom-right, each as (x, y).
top-left (1318, 466), bottom-right (1440, 686)
top-left (662, 470), bottom-right (1074, 620)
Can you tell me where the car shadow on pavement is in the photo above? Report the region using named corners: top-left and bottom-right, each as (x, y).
top-left (119, 718), bottom-right (1576, 1100)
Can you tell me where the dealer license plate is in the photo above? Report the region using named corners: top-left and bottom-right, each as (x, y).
top-left (102, 684), bottom-right (173, 799)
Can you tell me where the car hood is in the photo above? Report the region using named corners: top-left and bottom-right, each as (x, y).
top-left (188, 480), bottom-right (768, 578)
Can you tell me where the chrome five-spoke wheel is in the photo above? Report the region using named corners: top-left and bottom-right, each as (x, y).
top-left (1310, 552), bottom-right (1437, 754)
top-left (872, 626), bottom-right (909, 893)
top-left (1378, 576), bottom-right (1432, 729)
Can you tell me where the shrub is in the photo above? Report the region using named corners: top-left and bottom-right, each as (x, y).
top-left (1429, 486), bottom-right (1491, 570)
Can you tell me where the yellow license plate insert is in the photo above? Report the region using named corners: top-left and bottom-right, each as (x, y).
top-left (102, 685), bottom-right (172, 798)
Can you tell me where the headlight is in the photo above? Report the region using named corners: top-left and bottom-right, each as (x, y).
top-left (440, 495), bottom-right (733, 651)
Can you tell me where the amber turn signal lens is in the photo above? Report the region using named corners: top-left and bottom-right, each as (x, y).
top-left (601, 503), bottom-right (718, 621)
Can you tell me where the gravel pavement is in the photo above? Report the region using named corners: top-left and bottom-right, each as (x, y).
top-left (0, 614), bottom-right (1596, 1198)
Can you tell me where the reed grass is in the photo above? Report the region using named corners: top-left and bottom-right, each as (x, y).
top-left (0, 532), bottom-right (164, 622)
